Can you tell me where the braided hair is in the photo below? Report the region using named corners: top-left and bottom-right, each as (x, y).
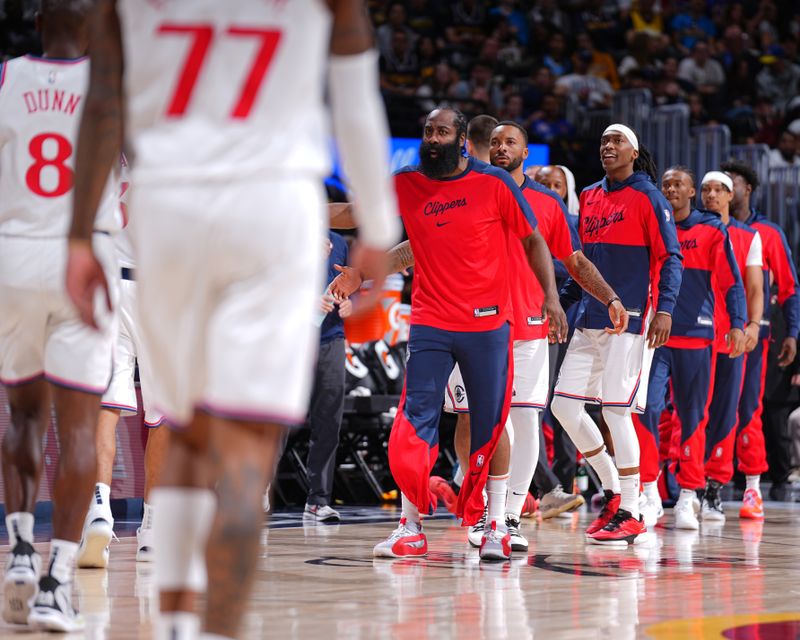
top-left (633, 143), bottom-right (659, 183)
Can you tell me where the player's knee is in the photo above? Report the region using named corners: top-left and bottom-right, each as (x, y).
top-left (551, 395), bottom-right (579, 427)
top-left (602, 406), bottom-right (639, 468)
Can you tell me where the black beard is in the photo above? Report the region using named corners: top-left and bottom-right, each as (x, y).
top-left (419, 140), bottom-right (462, 178)
top-left (499, 155), bottom-right (523, 173)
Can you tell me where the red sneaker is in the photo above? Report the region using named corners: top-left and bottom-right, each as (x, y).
top-left (521, 492), bottom-right (539, 518)
top-left (373, 518), bottom-right (428, 558)
top-left (429, 476), bottom-right (458, 514)
top-left (587, 510), bottom-right (646, 546)
top-left (585, 491), bottom-right (621, 535)
top-left (739, 489), bottom-right (764, 520)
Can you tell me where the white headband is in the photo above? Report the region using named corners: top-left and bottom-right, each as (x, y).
top-left (602, 124), bottom-right (639, 151)
top-left (701, 170), bottom-right (733, 192)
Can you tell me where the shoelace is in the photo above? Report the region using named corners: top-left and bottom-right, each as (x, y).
top-left (601, 509), bottom-right (631, 532)
top-left (743, 491), bottom-right (759, 507)
top-left (390, 518), bottom-right (419, 540)
top-left (472, 507), bottom-right (488, 532)
top-left (506, 519), bottom-right (520, 537)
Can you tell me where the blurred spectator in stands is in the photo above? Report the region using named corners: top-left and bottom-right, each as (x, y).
top-left (542, 31), bottom-right (572, 78)
top-left (620, 67), bottom-right (653, 91)
top-left (723, 2), bottom-right (747, 31)
top-left (407, 0), bottom-right (443, 39)
top-left (528, 0), bottom-right (573, 43)
top-left (416, 35), bottom-right (439, 83)
top-left (446, 0), bottom-right (488, 50)
top-left (747, 0), bottom-right (780, 50)
top-left (575, 31), bottom-right (620, 89)
top-left (377, 2), bottom-right (418, 60)
top-left (688, 92), bottom-right (712, 126)
top-left (451, 59), bottom-right (504, 112)
top-left (752, 97), bottom-right (783, 147)
top-left (756, 45), bottom-right (800, 113)
top-left (653, 60), bottom-right (686, 107)
top-left (499, 93), bottom-right (533, 130)
top-left (618, 31), bottom-right (659, 79)
top-left (717, 25), bottom-right (756, 76)
top-left (529, 93), bottom-right (575, 144)
top-left (535, 165), bottom-right (579, 216)
top-left (768, 130), bottom-right (800, 168)
top-left (520, 65), bottom-right (555, 113)
top-left (671, 0), bottom-right (716, 56)
top-left (416, 61), bottom-right (458, 112)
top-left (577, 0), bottom-right (624, 54)
top-left (493, 23), bottom-right (525, 71)
top-left (725, 57), bottom-right (757, 108)
top-left (0, 0), bottom-right (39, 59)
top-left (678, 40), bottom-right (725, 97)
top-left (555, 49), bottom-right (614, 109)
top-left (380, 29), bottom-right (420, 97)
top-left (626, 0), bottom-right (664, 40)
top-left (489, 0), bottom-right (528, 47)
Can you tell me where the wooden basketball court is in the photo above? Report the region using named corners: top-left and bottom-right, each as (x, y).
top-left (2, 502), bottom-right (800, 639)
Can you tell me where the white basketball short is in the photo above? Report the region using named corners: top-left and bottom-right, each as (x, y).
top-left (129, 176), bottom-right (325, 427)
top-left (0, 233), bottom-right (118, 393)
top-left (101, 277), bottom-right (164, 426)
top-left (444, 338), bottom-right (549, 413)
top-left (553, 328), bottom-right (653, 413)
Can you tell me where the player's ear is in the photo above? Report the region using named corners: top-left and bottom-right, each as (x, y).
top-left (631, 148), bottom-right (639, 162)
top-left (522, 146), bottom-right (529, 160)
top-left (689, 186), bottom-right (696, 199)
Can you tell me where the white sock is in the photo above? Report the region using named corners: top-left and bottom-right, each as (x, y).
top-left (155, 612), bottom-right (201, 640)
top-left (6, 512), bottom-right (34, 547)
top-left (745, 475), bottom-right (761, 496)
top-left (151, 488), bottom-right (217, 593)
top-left (142, 502), bottom-right (154, 530)
top-left (643, 481), bottom-right (659, 502)
top-left (586, 448), bottom-right (621, 494)
top-left (677, 489), bottom-right (696, 505)
top-left (46, 539), bottom-right (78, 583)
top-left (453, 466), bottom-right (464, 488)
top-left (620, 474), bottom-right (640, 519)
top-left (486, 474), bottom-right (509, 529)
top-left (96, 482), bottom-right (111, 506)
top-left (401, 493), bottom-right (420, 526)
top-left (505, 408), bottom-right (540, 520)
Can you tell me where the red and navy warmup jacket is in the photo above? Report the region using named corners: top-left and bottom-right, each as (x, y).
top-left (576, 171), bottom-right (683, 334)
top-left (666, 209), bottom-right (746, 348)
top-left (744, 209), bottom-right (800, 340)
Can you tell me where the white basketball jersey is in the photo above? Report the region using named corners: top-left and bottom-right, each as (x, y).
top-left (0, 55), bottom-right (119, 237)
top-left (118, 0), bottom-right (333, 183)
top-left (115, 156), bottom-right (136, 268)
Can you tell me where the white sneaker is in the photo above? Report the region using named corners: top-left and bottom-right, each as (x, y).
top-left (701, 480), bottom-right (725, 523)
top-left (136, 527), bottom-right (154, 563)
top-left (372, 518), bottom-right (427, 558)
top-left (28, 575), bottom-right (85, 633)
top-left (639, 491), bottom-right (664, 529)
top-left (505, 516), bottom-right (528, 552)
top-left (77, 513), bottom-right (113, 569)
top-left (303, 504), bottom-right (341, 522)
top-left (674, 499), bottom-right (700, 530)
top-left (467, 506), bottom-right (488, 548)
top-left (479, 521), bottom-right (511, 562)
top-left (3, 540), bottom-right (41, 625)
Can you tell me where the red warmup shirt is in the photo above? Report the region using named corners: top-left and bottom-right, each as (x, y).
top-left (509, 177), bottom-right (580, 340)
top-left (394, 157), bottom-right (538, 332)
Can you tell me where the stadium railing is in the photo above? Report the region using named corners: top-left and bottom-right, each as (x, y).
top-left (731, 143), bottom-right (771, 212)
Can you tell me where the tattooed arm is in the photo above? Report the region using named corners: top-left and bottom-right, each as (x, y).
top-left (330, 240), bottom-right (413, 299)
top-left (563, 250), bottom-right (629, 334)
top-left (66, 0), bottom-right (123, 327)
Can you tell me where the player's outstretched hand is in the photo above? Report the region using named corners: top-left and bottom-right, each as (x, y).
top-left (338, 243), bottom-right (390, 318)
top-left (777, 336), bottom-right (797, 367)
top-left (604, 299), bottom-right (629, 335)
top-left (66, 239), bottom-right (110, 330)
top-left (743, 322), bottom-right (760, 353)
top-left (647, 312), bottom-right (672, 349)
top-left (727, 327), bottom-right (746, 358)
top-left (337, 298), bottom-right (353, 319)
top-left (330, 265), bottom-right (363, 300)
top-left (543, 295), bottom-right (568, 344)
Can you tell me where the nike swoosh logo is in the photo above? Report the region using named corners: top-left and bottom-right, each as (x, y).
top-left (435, 221), bottom-right (452, 227)
top-left (406, 539), bottom-right (426, 548)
